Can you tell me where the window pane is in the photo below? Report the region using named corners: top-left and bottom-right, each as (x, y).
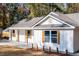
top-left (51, 31), bottom-right (57, 43)
top-left (51, 31), bottom-right (57, 34)
top-left (45, 31), bottom-right (49, 36)
top-left (51, 38), bottom-right (57, 43)
top-left (52, 35), bottom-right (57, 37)
top-left (45, 36), bottom-right (50, 42)
top-left (45, 31), bottom-right (50, 42)
top-left (28, 30), bottom-right (30, 36)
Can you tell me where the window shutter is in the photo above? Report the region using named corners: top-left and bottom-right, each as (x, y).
top-left (30, 31), bottom-right (32, 39)
top-left (42, 31), bottom-right (45, 43)
top-left (25, 30), bottom-right (28, 43)
top-left (57, 31), bottom-right (60, 44)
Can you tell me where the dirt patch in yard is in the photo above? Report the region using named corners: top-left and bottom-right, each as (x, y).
top-left (0, 45), bottom-right (68, 56)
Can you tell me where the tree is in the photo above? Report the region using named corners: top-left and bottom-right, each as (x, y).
top-left (0, 4), bottom-right (9, 28)
top-left (0, 3), bottom-right (30, 29)
top-left (27, 3), bottom-right (67, 19)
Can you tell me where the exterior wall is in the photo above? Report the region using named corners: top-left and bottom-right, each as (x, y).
top-left (9, 29), bottom-right (33, 43)
top-left (12, 30), bottom-right (18, 42)
top-left (74, 29), bottom-right (79, 52)
top-left (33, 30), bottom-right (42, 48)
top-left (9, 29), bottom-right (74, 53)
top-left (9, 29), bottom-right (26, 42)
top-left (19, 30), bottom-right (26, 43)
top-left (44, 30), bottom-right (74, 53)
top-left (59, 30), bottom-right (74, 53)
top-left (33, 30), bottom-right (74, 53)
top-left (9, 30), bottom-right (11, 40)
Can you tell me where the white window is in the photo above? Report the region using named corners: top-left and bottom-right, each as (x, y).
top-left (51, 31), bottom-right (57, 43)
top-left (45, 31), bottom-right (50, 42)
top-left (44, 31), bottom-right (58, 43)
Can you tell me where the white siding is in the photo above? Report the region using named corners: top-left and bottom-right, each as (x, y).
top-left (33, 30), bottom-right (42, 48)
top-left (33, 30), bottom-right (74, 53)
top-left (19, 30), bottom-right (26, 43)
top-left (9, 30), bottom-right (11, 40)
top-left (10, 29), bottom-right (74, 53)
top-left (59, 30), bottom-right (74, 53)
top-left (41, 17), bottom-right (63, 25)
top-left (44, 30), bottom-right (74, 53)
top-left (12, 30), bottom-right (18, 42)
top-left (59, 31), bottom-right (65, 51)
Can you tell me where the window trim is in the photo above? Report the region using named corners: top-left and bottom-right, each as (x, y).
top-left (44, 30), bottom-right (60, 44)
top-left (44, 31), bottom-right (50, 42)
top-left (51, 31), bottom-right (58, 43)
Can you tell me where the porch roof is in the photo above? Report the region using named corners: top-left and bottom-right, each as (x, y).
top-left (9, 17), bottom-right (44, 28)
top-left (9, 25), bottom-right (74, 30)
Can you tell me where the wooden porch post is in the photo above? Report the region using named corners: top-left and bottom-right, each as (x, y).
top-left (25, 30), bottom-right (28, 45)
top-left (17, 30), bottom-right (19, 42)
top-left (42, 31), bottom-right (45, 43)
top-left (57, 31), bottom-right (60, 44)
top-left (42, 31), bottom-right (45, 50)
top-left (10, 30), bottom-right (12, 41)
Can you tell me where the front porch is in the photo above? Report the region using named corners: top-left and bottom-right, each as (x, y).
top-left (9, 29), bottom-right (62, 52)
top-left (8, 29), bottom-right (74, 53)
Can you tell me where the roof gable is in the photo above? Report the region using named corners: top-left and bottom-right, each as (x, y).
top-left (40, 17), bottom-right (62, 25)
top-left (32, 12), bottom-right (75, 28)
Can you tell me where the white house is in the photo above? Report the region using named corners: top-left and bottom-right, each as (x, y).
top-left (9, 12), bottom-right (79, 53)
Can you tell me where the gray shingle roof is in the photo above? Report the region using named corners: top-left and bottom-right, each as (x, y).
top-left (9, 12), bottom-right (79, 29)
top-left (50, 12), bottom-right (79, 27)
top-left (65, 13), bottom-right (79, 27)
top-left (10, 17), bottom-right (44, 28)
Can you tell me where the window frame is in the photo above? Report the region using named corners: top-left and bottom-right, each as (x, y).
top-left (51, 31), bottom-right (58, 43)
top-left (44, 30), bottom-right (60, 44)
top-left (44, 31), bottom-right (50, 42)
